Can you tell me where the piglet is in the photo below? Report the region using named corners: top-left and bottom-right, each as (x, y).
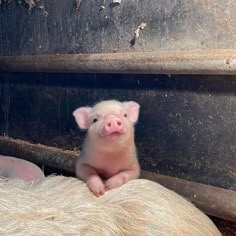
top-left (73, 100), bottom-right (140, 197)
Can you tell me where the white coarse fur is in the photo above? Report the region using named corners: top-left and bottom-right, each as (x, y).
top-left (0, 176), bottom-right (221, 236)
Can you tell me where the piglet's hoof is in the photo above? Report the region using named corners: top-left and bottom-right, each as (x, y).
top-left (87, 175), bottom-right (105, 197)
top-left (105, 175), bottom-right (126, 190)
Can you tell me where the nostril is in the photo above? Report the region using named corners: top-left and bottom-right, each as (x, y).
top-left (117, 121), bottom-right (122, 126)
top-left (107, 122), bottom-right (111, 127)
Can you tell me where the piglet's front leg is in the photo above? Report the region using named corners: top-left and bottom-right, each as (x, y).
top-left (76, 164), bottom-right (105, 197)
top-left (105, 167), bottom-right (140, 191)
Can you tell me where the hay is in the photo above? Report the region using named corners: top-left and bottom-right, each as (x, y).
top-left (0, 176), bottom-right (221, 236)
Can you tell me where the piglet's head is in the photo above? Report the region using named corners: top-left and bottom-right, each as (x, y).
top-left (73, 100), bottom-right (140, 140)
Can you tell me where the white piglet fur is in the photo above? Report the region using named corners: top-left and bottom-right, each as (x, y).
top-left (73, 100), bottom-right (140, 197)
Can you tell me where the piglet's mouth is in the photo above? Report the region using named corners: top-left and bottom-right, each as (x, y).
top-left (110, 132), bottom-right (124, 136)
top-left (100, 130), bottom-right (126, 137)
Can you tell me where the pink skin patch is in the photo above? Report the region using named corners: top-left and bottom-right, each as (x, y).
top-left (101, 116), bottom-right (126, 136)
top-left (0, 155), bottom-right (45, 182)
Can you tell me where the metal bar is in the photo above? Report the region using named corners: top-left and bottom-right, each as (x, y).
top-left (0, 136), bottom-right (78, 173)
top-left (0, 135), bottom-right (236, 222)
top-left (141, 170), bottom-right (236, 223)
top-left (1, 49), bottom-right (236, 75)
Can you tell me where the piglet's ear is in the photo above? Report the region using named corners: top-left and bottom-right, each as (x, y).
top-left (123, 101), bottom-right (140, 123)
top-left (73, 107), bottom-right (92, 130)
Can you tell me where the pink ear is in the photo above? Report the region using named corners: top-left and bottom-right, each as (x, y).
top-left (72, 107), bottom-right (92, 129)
top-left (123, 101), bottom-right (140, 123)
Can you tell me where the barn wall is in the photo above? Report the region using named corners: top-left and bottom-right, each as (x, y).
top-left (1, 0), bottom-right (236, 55)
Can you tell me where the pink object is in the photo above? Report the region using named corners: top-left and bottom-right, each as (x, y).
top-left (73, 100), bottom-right (140, 197)
top-left (101, 116), bottom-right (124, 136)
top-left (0, 155), bottom-right (45, 182)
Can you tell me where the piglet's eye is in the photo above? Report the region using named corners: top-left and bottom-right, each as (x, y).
top-left (93, 118), bottom-right (98, 123)
top-left (124, 114), bottom-right (128, 118)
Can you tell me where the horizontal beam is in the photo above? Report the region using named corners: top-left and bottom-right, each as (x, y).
top-left (141, 170), bottom-right (236, 223)
top-left (0, 135), bottom-right (236, 222)
top-left (0, 136), bottom-right (78, 173)
top-left (1, 49), bottom-right (236, 75)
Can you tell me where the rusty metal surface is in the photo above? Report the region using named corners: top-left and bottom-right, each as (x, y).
top-left (1, 0), bottom-right (236, 56)
top-left (1, 50), bottom-right (236, 74)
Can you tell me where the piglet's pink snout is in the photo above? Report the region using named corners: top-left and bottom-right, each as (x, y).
top-left (102, 117), bottom-right (124, 136)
